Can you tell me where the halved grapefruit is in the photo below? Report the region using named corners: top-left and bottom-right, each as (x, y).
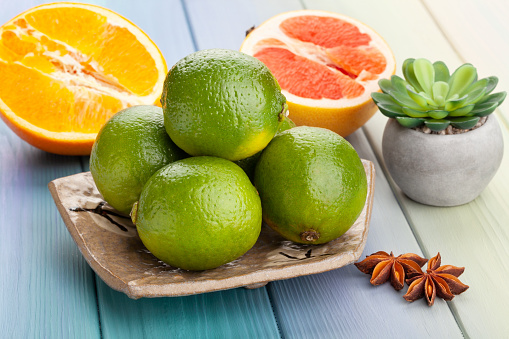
top-left (241, 10), bottom-right (396, 136)
top-left (0, 3), bottom-right (167, 155)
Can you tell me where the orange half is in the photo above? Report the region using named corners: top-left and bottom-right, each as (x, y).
top-left (0, 2), bottom-right (167, 155)
top-left (241, 10), bottom-right (396, 136)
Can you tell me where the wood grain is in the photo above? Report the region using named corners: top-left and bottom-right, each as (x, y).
top-left (184, 0), bottom-right (462, 337)
top-left (0, 114), bottom-right (99, 337)
top-left (268, 130), bottom-right (463, 338)
top-left (2, 0), bottom-right (509, 337)
top-left (308, 0), bottom-right (509, 336)
top-left (96, 279), bottom-right (280, 339)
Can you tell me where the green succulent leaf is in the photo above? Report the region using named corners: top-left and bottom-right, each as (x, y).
top-left (402, 107), bottom-right (430, 118)
top-left (432, 81), bottom-right (449, 106)
top-left (447, 63), bottom-right (477, 99)
top-left (444, 94), bottom-right (468, 111)
top-left (371, 92), bottom-right (397, 106)
top-left (433, 61), bottom-right (450, 82)
top-left (379, 58), bottom-right (504, 125)
top-left (419, 91), bottom-right (439, 107)
top-left (484, 76), bottom-right (499, 95)
top-left (377, 103), bottom-right (406, 118)
top-left (382, 76), bottom-right (428, 111)
top-left (463, 87), bottom-right (487, 106)
top-left (428, 110), bottom-right (449, 119)
top-left (406, 85), bottom-right (430, 107)
top-left (462, 78), bottom-right (487, 96)
top-left (402, 58), bottom-right (424, 92)
top-left (424, 119), bottom-right (451, 132)
top-left (471, 101), bottom-right (499, 117)
top-left (396, 117), bottom-right (426, 128)
top-left (448, 104), bottom-right (474, 117)
top-left (391, 75), bottom-right (410, 93)
top-left (478, 91), bottom-right (507, 106)
top-left (449, 116), bottom-right (480, 130)
top-left (378, 78), bottom-right (393, 94)
top-left (413, 58), bottom-right (435, 95)
top-left (389, 90), bottom-right (428, 111)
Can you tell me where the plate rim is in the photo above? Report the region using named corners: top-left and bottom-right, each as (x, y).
top-left (49, 159), bottom-right (375, 299)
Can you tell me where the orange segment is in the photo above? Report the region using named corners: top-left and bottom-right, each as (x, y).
top-left (0, 61), bottom-right (73, 132)
top-left (93, 25), bottom-right (158, 96)
top-left (0, 3), bottom-right (167, 155)
top-left (24, 8), bottom-right (109, 56)
top-left (241, 10), bottom-right (396, 136)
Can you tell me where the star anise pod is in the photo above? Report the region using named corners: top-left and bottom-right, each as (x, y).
top-left (403, 252), bottom-right (469, 306)
top-left (355, 251), bottom-right (428, 291)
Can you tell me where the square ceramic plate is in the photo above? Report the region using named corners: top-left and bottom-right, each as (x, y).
top-left (48, 159), bottom-right (375, 299)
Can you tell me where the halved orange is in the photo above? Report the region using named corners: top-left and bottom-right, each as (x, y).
top-left (0, 3), bottom-right (167, 155)
top-left (241, 10), bottom-right (396, 136)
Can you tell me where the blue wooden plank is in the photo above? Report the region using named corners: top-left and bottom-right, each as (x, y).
top-left (184, 0), bottom-right (302, 51)
top-left (0, 107), bottom-right (100, 336)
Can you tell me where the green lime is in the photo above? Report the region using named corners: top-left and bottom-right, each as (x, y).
top-left (234, 116), bottom-right (296, 181)
top-left (162, 48), bottom-right (287, 161)
top-left (254, 126), bottom-right (367, 244)
top-left (90, 105), bottom-right (186, 214)
top-left (132, 156), bottom-right (262, 271)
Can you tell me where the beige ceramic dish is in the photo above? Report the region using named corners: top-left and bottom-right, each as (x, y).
top-left (48, 159), bottom-right (375, 299)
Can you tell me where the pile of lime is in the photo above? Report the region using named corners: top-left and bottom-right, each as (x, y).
top-left (90, 48), bottom-right (368, 271)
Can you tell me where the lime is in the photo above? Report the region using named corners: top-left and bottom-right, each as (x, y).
top-left (254, 126), bottom-right (367, 244)
top-left (234, 116), bottom-right (296, 181)
top-left (132, 156), bottom-right (262, 271)
top-left (161, 48), bottom-right (287, 161)
top-left (90, 105), bottom-right (186, 214)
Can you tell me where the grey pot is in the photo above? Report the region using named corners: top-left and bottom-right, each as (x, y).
top-left (382, 116), bottom-right (504, 207)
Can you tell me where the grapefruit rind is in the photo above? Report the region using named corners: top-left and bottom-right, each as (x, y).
top-left (241, 10), bottom-right (395, 108)
top-left (241, 10), bottom-right (396, 136)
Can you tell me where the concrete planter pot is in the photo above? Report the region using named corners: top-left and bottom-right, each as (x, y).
top-left (382, 115), bottom-right (504, 206)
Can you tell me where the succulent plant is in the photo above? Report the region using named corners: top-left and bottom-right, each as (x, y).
top-left (372, 58), bottom-right (506, 131)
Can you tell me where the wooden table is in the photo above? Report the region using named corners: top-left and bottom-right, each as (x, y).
top-left (1, 0), bottom-right (508, 337)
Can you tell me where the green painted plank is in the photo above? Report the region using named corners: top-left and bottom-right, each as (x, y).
top-left (185, 0), bottom-right (464, 337)
top-left (304, 0), bottom-right (509, 336)
top-left (0, 2), bottom-right (102, 338)
top-left (96, 279), bottom-right (280, 339)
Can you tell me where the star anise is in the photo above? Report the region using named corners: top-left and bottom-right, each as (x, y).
top-left (355, 251), bottom-right (428, 291)
top-left (403, 252), bottom-right (469, 306)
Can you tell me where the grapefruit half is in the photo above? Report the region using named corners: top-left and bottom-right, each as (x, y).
top-left (241, 10), bottom-right (395, 136)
